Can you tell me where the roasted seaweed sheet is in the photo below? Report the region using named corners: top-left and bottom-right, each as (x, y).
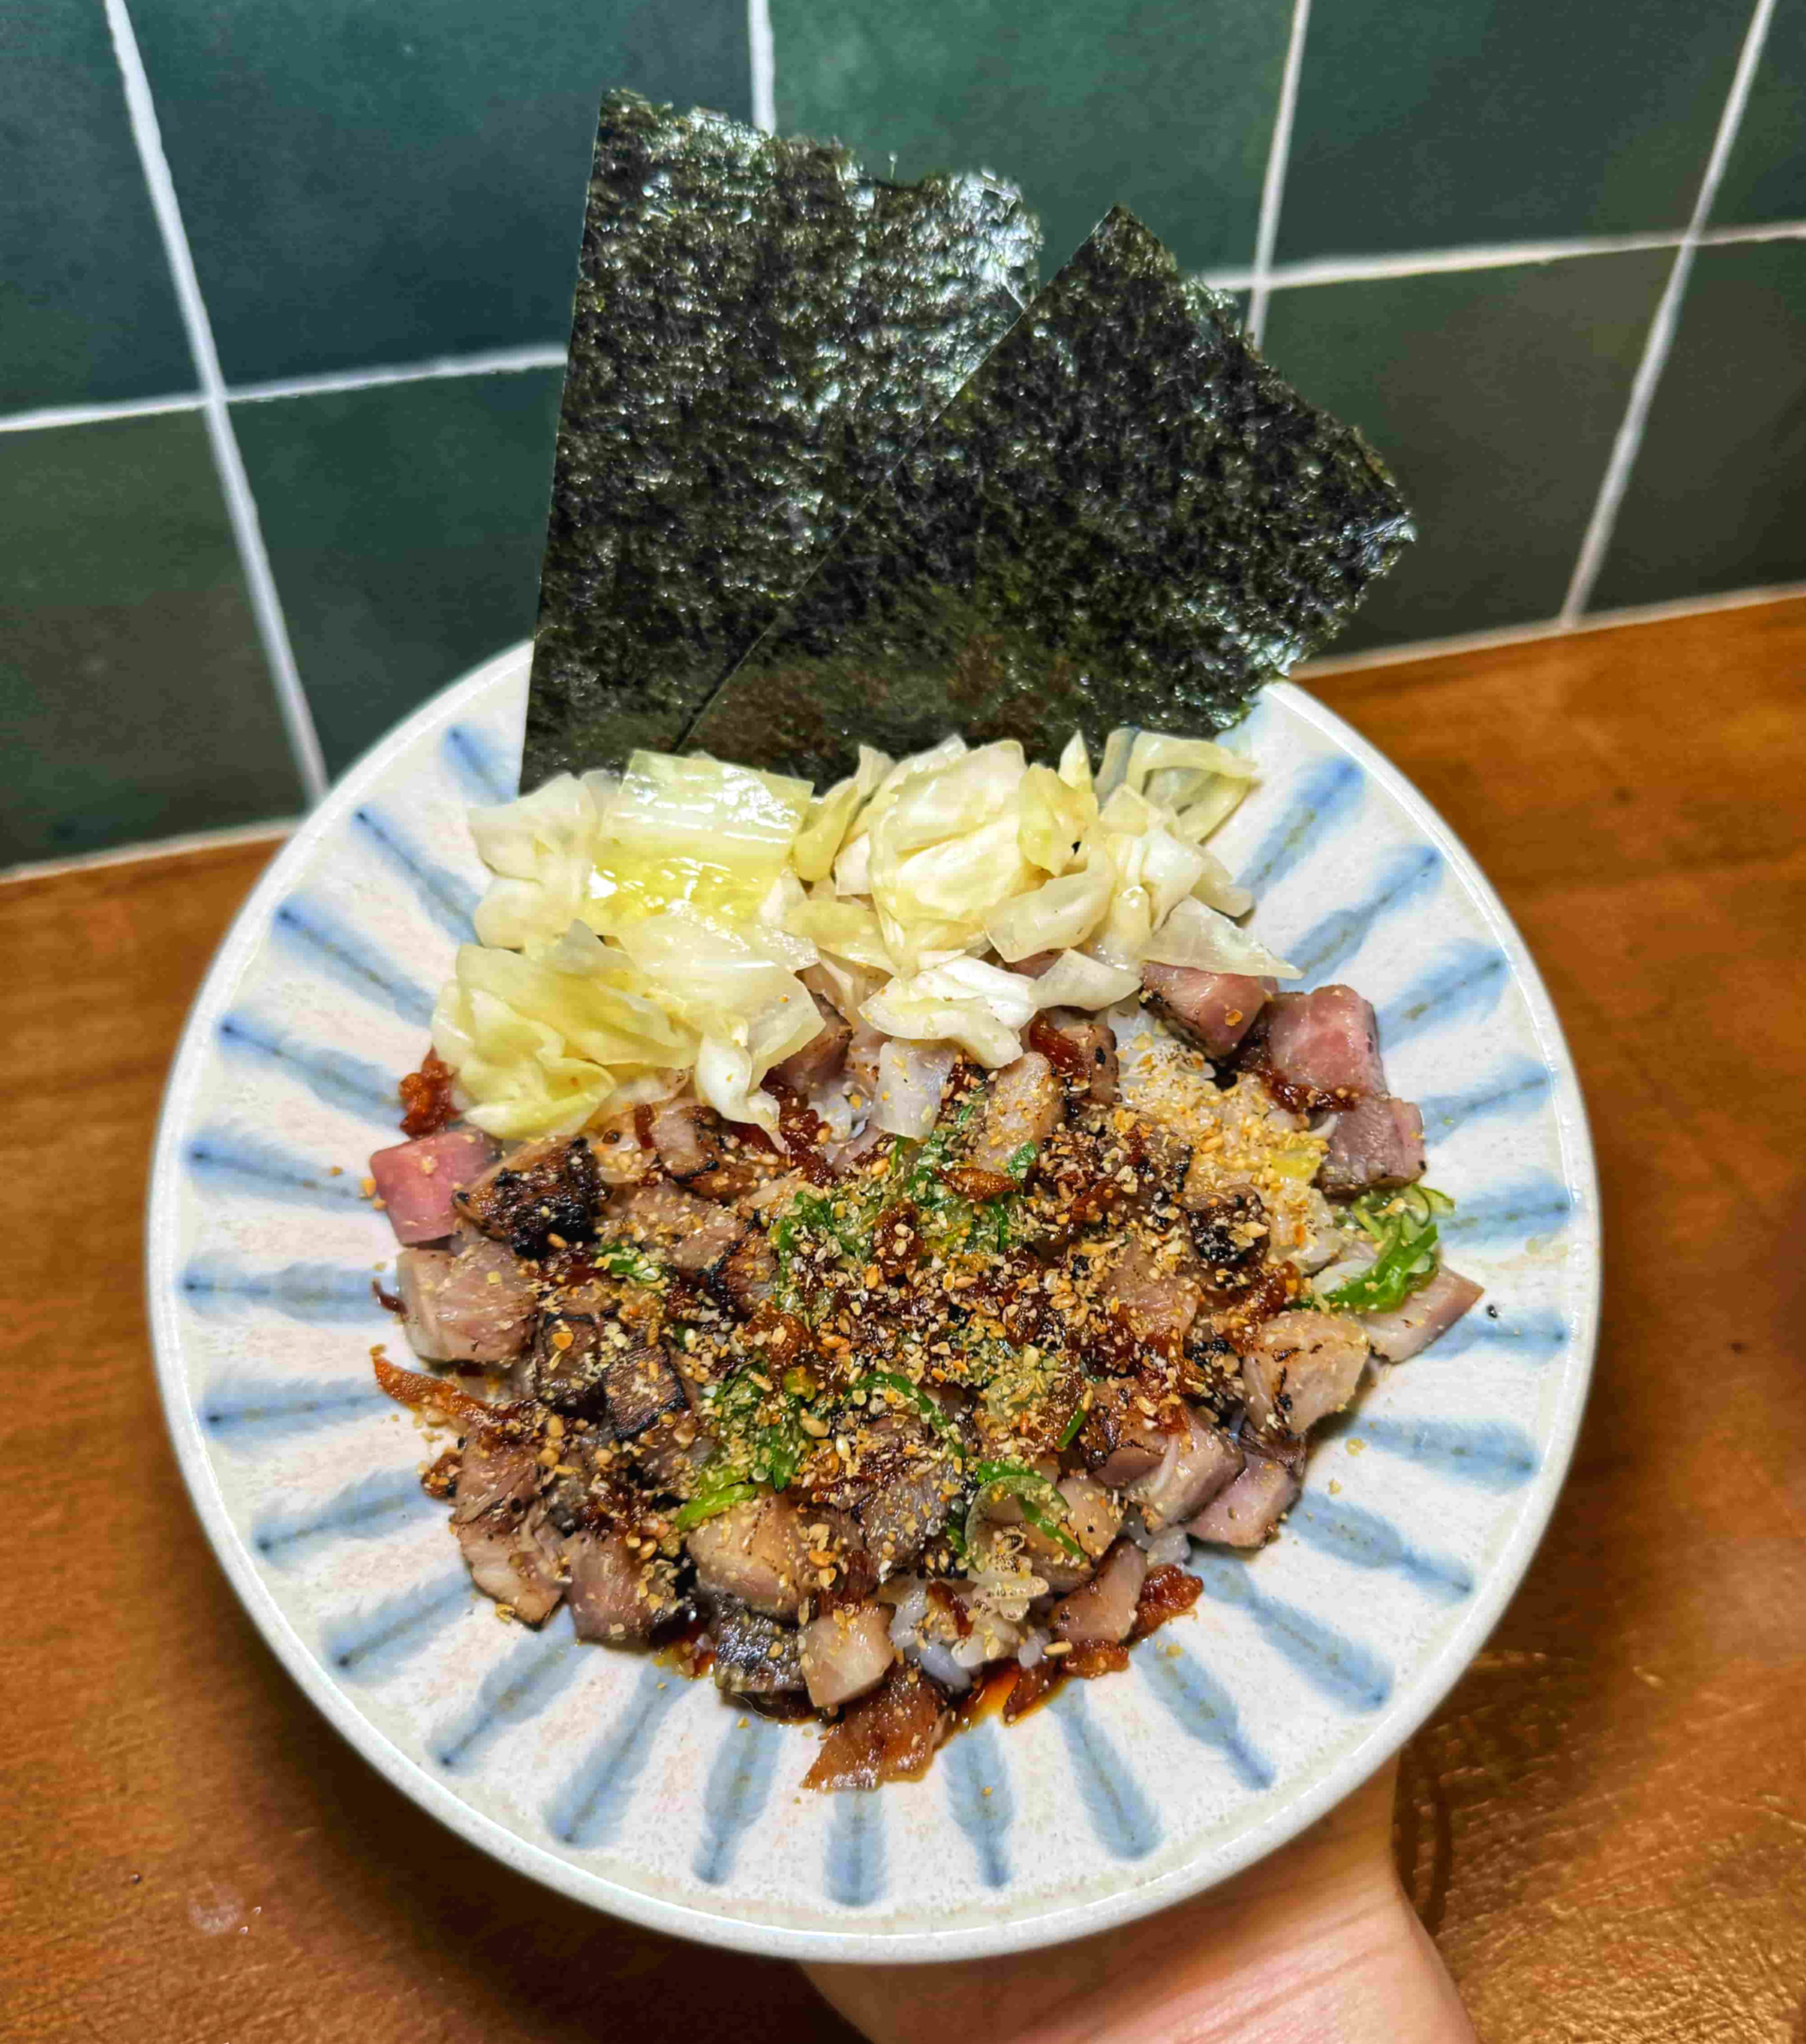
top-left (683, 206), bottom-right (1413, 781)
top-left (523, 91), bottom-right (1041, 788)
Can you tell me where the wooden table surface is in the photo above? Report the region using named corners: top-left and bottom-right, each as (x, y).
top-left (6, 597), bottom-right (1804, 2042)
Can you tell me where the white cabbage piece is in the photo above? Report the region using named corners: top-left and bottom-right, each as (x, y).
top-left (467, 774), bottom-right (601, 948)
top-left (785, 893), bottom-right (894, 971)
top-left (1171, 776), bottom-right (1252, 842)
top-left (1191, 848), bottom-right (1253, 918)
top-left (613, 909), bottom-right (824, 1138)
top-left (1143, 896), bottom-right (1299, 978)
top-left (1123, 731), bottom-right (1256, 792)
top-left (790, 745), bottom-right (890, 883)
top-left (431, 926), bottom-right (692, 1139)
top-left (982, 860), bottom-right (1112, 961)
top-left (862, 954), bottom-right (1037, 1068)
top-left (1018, 762), bottom-right (1096, 876)
top-left (606, 749), bottom-right (811, 855)
top-left (1027, 951), bottom-right (1142, 1009)
top-left (874, 1040), bottom-right (959, 1136)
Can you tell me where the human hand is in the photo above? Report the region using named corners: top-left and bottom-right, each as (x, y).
top-left (805, 1757), bottom-right (1475, 2044)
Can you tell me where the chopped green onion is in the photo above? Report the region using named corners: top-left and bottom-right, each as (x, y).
top-left (1004, 1141), bottom-right (1039, 1184)
top-left (868, 1372), bottom-right (964, 1452)
top-left (964, 1461), bottom-right (1084, 1560)
top-left (1058, 1403), bottom-right (1089, 1450)
top-left (673, 1480), bottom-right (765, 1531)
top-left (1319, 1185), bottom-right (1454, 1315)
top-left (590, 1237), bottom-right (663, 1283)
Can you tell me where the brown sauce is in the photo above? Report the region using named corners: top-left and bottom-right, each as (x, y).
top-left (397, 1048), bottom-right (458, 1137)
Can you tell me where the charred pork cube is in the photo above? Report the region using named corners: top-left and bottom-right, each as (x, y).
top-left (602, 1341), bottom-right (687, 1439)
top-left (710, 1602), bottom-right (806, 1696)
top-left (1186, 1188), bottom-right (1268, 1284)
top-left (455, 1135), bottom-right (600, 1257)
top-left (602, 1180), bottom-right (746, 1274)
top-left (1140, 965), bottom-right (1273, 1059)
top-left (530, 1311), bottom-right (610, 1416)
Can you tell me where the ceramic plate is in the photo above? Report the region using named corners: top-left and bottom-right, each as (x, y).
top-left (148, 644), bottom-right (1598, 1961)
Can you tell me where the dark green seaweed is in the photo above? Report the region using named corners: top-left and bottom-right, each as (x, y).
top-left (682, 206), bottom-right (1414, 781)
top-left (523, 91), bottom-right (1041, 789)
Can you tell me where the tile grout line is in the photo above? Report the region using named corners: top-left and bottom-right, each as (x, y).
top-left (15, 575), bottom-right (1804, 883)
top-left (1561, 0), bottom-right (1778, 623)
top-left (8, 212), bottom-right (1806, 437)
top-left (229, 344), bottom-right (568, 406)
top-left (747, 0), bottom-right (776, 132)
top-left (1246, 0), bottom-right (1312, 346)
top-left (0, 390), bottom-right (205, 435)
top-left (1201, 215), bottom-right (1806, 298)
top-left (102, 0), bottom-right (329, 807)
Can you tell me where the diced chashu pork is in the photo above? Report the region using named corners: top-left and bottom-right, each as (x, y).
top-left (967, 1052), bottom-right (1062, 1178)
top-left (773, 991), bottom-right (853, 1092)
top-left (800, 1603), bottom-right (895, 1710)
top-left (647, 1102), bottom-right (722, 1180)
top-left (1141, 964), bottom-right (1275, 1059)
top-left (1081, 1378), bottom-right (1170, 1487)
top-left (1361, 1264), bottom-right (1484, 1361)
top-left (685, 1495), bottom-right (813, 1618)
top-left (1318, 1096), bottom-right (1425, 1198)
top-left (854, 1417), bottom-right (958, 1570)
top-left (451, 1435), bottom-right (563, 1624)
top-left (1126, 1403), bottom-right (1244, 1531)
top-left (710, 1602), bottom-right (806, 1696)
top-left (1240, 1310), bottom-right (1369, 1435)
top-left (1051, 1538), bottom-right (1147, 1645)
top-left (603, 1180), bottom-right (746, 1274)
top-left (1103, 1234), bottom-right (1205, 1349)
top-left (367, 1127), bottom-right (497, 1245)
top-left (564, 1529), bottom-right (680, 1643)
top-left (1016, 1474), bottom-right (1122, 1593)
top-left (714, 1230), bottom-right (779, 1317)
top-left (1035, 1009), bottom-right (1120, 1105)
top-left (455, 1135), bottom-right (600, 1256)
top-left (397, 1235), bottom-right (537, 1365)
top-left (1188, 1434), bottom-right (1305, 1549)
top-left (1262, 985), bottom-right (1386, 1103)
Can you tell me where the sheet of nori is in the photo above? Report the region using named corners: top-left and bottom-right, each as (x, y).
top-left (522, 91), bottom-right (1041, 789)
top-left (681, 206), bottom-right (1414, 783)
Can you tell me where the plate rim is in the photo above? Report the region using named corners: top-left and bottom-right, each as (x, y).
top-left (145, 641), bottom-right (1600, 1962)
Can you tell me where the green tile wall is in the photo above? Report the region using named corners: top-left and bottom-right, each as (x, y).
top-left (1590, 242), bottom-right (1806, 613)
top-left (3, 0), bottom-right (1803, 867)
top-left (232, 371), bottom-right (564, 776)
top-left (1277, 0), bottom-right (1750, 259)
top-left (132, 0), bottom-right (751, 384)
top-left (0, 414), bottom-right (303, 862)
top-left (0, 3), bottom-right (192, 409)
top-left (768, 0), bottom-right (1292, 273)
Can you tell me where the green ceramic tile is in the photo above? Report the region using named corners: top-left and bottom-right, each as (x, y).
top-left (0, 3), bottom-right (192, 411)
top-left (1588, 242), bottom-right (1806, 613)
top-left (0, 414), bottom-right (301, 864)
top-left (132, 0), bottom-right (750, 384)
top-left (1261, 252), bottom-right (1670, 651)
top-left (1711, 8), bottom-right (1806, 227)
top-left (1278, 1), bottom-right (1749, 261)
top-left (770, 0), bottom-right (1289, 271)
top-left (233, 371), bottom-right (562, 775)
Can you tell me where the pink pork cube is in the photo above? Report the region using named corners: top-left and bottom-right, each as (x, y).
top-left (1140, 965), bottom-right (1275, 1059)
top-left (367, 1127), bottom-right (497, 1245)
top-left (1262, 985), bottom-right (1385, 1102)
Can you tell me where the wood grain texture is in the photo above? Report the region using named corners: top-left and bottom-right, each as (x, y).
top-left (3, 598), bottom-right (1803, 2041)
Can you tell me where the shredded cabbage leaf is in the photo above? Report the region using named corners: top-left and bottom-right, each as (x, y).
top-left (435, 726), bottom-right (1283, 1138)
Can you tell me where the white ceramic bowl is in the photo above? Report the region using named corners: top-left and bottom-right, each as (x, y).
top-left (148, 644), bottom-right (1598, 1961)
